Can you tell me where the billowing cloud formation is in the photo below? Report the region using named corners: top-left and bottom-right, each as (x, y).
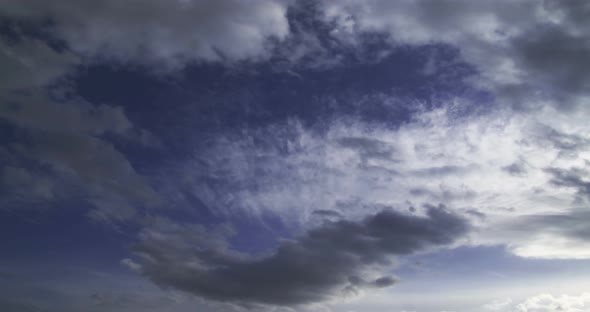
top-left (0, 0), bottom-right (291, 68)
top-left (130, 205), bottom-right (469, 306)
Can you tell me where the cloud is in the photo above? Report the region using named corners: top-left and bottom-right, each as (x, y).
top-left (546, 167), bottom-right (590, 202)
top-left (0, 92), bottom-right (159, 221)
top-left (0, 0), bottom-right (292, 69)
top-left (483, 297), bottom-right (512, 311)
top-left (515, 293), bottom-right (590, 312)
top-left (321, 0), bottom-right (590, 111)
top-left (0, 32), bottom-right (158, 222)
top-left (0, 166), bottom-right (55, 206)
top-left (130, 205), bottom-right (469, 306)
top-left (312, 209), bottom-right (343, 219)
top-left (494, 209), bottom-right (590, 259)
top-left (169, 99), bottom-right (590, 260)
top-left (0, 36), bottom-right (77, 89)
top-left (336, 136), bottom-right (397, 163)
top-left (503, 160), bottom-right (528, 177)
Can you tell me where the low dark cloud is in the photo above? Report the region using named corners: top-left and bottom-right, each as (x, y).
top-left (132, 205), bottom-right (469, 307)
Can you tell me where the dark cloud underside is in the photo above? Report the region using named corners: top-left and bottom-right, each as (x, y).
top-left (132, 205), bottom-right (469, 306)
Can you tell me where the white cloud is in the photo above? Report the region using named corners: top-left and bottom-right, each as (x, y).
top-left (515, 293), bottom-right (590, 312)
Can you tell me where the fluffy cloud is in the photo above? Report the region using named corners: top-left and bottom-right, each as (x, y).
top-left (515, 293), bottom-right (590, 312)
top-left (130, 205), bottom-right (469, 306)
top-left (0, 0), bottom-right (292, 68)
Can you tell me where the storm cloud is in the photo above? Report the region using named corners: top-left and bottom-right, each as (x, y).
top-left (131, 205), bottom-right (469, 306)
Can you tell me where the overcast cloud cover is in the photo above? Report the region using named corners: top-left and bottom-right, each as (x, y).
top-left (1, 1), bottom-right (590, 311)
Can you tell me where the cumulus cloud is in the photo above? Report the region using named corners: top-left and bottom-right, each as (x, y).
top-left (515, 293), bottom-right (590, 312)
top-left (0, 0), bottom-right (292, 68)
top-left (130, 205), bottom-right (469, 306)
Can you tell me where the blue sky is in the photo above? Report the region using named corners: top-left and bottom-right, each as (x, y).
top-left (2, 1), bottom-right (590, 311)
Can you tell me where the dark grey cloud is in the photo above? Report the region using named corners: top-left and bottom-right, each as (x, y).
top-left (0, 32), bottom-right (159, 221)
top-left (131, 205), bottom-right (469, 307)
top-left (0, 93), bottom-right (159, 221)
top-left (0, 36), bottom-right (77, 90)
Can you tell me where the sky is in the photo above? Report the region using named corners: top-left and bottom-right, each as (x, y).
top-left (1, 0), bottom-right (590, 311)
